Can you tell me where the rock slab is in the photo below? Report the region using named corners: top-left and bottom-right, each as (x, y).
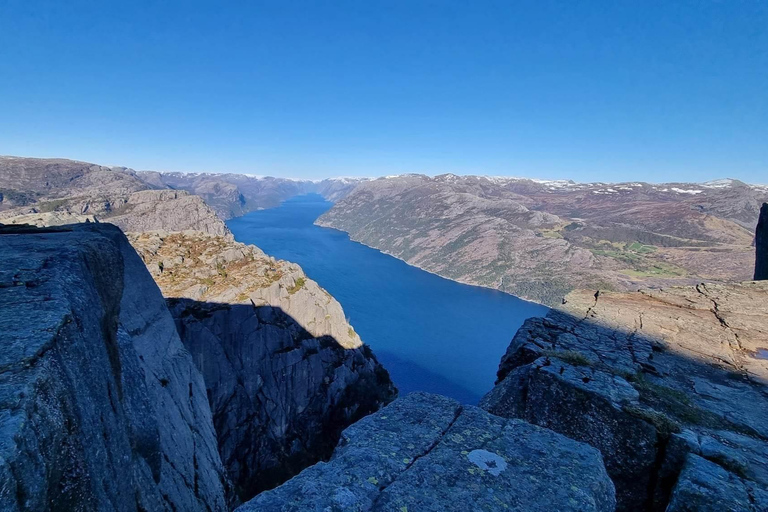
top-left (0, 223), bottom-right (227, 511)
top-left (238, 392), bottom-right (616, 512)
top-left (482, 283), bottom-right (768, 510)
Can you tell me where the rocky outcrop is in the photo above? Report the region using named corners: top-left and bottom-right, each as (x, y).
top-left (481, 282), bottom-right (768, 510)
top-left (0, 223), bottom-right (227, 511)
top-left (128, 231), bottom-right (397, 502)
top-left (0, 158), bottom-right (230, 235)
top-left (238, 392), bottom-right (616, 512)
top-left (104, 190), bottom-right (229, 236)
top-left (317, 174), bottom-right (764, 305)
top-left (755, 203), bottom-right (768, 280)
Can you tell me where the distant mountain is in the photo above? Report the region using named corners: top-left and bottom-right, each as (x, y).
top-left (137, 170), bottom-right (367, 219)
top-left (0, 156), bottom-right (368, 231)
top-left (0, 156), bottom-right (228, 235)
top-left (317, 174), bottom-right (768, 305)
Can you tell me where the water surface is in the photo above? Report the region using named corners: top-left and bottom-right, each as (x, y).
top-left (228, 194), bottom-right (548, 403)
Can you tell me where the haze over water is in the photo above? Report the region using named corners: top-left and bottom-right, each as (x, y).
top-left (228, 194), bottom-right (548, 403)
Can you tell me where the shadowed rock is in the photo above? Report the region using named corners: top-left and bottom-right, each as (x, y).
top-left (128, 231), bottom-right (397, 503)
top-left (0, 223), bottom-right (227, 511)
top-left (755, 203), bottom-right (768, 280)
top-left (238, 392), bottom-right (616, 512)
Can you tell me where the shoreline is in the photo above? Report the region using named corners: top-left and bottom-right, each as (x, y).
top-left (312, 219), bottom-right (550, 309)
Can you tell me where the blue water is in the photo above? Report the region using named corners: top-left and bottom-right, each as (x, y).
top-left (228, 194), bottom-right (548, 403)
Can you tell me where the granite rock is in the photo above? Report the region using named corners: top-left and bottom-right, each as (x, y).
top-left (0, 223), bottom-right (227, 511)
top-left (238, 392), bottom-right (616, 512)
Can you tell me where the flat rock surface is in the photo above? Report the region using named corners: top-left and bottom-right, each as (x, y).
top-left (238, 392), bottom-right (616, 512)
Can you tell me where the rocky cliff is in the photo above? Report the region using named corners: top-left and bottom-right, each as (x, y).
top-left (481, 282), bottom-right (768, 510)
top-left (239, 392), bottom-right (616, 512)
top-left (755, 203), bottom-right (768, 280)
top-left (317, 174), bottom-right (765, 305)
top-left (0, 223), bottom-right (227, 511)
top-left (128, 231), bottom-right (397, 502)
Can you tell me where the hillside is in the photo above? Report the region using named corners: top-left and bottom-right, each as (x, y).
top-left (317, 174), bottom-right (767, 305)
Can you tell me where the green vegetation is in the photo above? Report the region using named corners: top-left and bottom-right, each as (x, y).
top-left (620, 263), bottom-right (686, 278)
top-left (216, 261), bottom-right (228, 278)
top-left (287, 277), bottom-right (306, 294)
top-left (543, 350), bottom-right (593, 367)
top-left (622, 405), bottom-right (682, 436)
top-left (348, 326), bottom-right (357, 339)
top-left (37, 198), bottom-right (70, 212)
top-left (627, 372), bottom-right (759, 437)
top-left (540, 229), bottom-right (563, 239)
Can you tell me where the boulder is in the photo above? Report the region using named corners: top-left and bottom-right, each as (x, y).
top-left (481, 283), bottom-right (768, 510)
top-left (238, 392), bottom-right (616, 512)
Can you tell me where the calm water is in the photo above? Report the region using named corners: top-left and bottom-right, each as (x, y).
top-left (228, 194), bottom-right (548, 403)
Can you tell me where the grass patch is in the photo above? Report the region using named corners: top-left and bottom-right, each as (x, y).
top-left (348, 326), bottom-right (357, 339)
top-left (622, 405), bottom-right (682, 436)
top-left (627, 372), bottom-right (759, 437)
top-left (543, 350), bottom-right (593, 367)
top-left (287, 277), bottom-right (306, 294)
top-left (540, 229), bottom-right (563, 239)
top-left (37, 198), bottom-right (70, 212)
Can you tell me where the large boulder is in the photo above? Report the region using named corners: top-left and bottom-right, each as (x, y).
top-left (481, 283), bottom-right (768, 510)
top-left (238, 392), bottom-right (616, 512)
top-left (0, 223), bottom-right (227, 511)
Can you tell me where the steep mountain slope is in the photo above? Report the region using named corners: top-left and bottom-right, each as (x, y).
top-left (0, 223), bottom-right (227, 511)
top-left (128, 231), bottom-right (396, 502)
top-left (317, 174), bottom-right (766, 305)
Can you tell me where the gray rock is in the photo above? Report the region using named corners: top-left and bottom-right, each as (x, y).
top-left (482, 283), bottom-right (768, 510)
top-left (238, 392), bottom-right (616, 512)
top-left (105, 189), bottom-right (230, 236)
top-left (0, 223), bottom-right (227, 511)
top-left (128, 231), bottom-right (397, 503)
top-left (755, 202), bottom-right (768, 280)
top-left (666, 454), bottom-right (768, 512)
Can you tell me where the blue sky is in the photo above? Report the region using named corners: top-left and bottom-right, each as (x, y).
top-left (1, 1), bottom-right (766, 183)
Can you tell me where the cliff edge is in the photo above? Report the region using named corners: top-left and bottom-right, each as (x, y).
top-left (0, 223), bottom-right (227, 511)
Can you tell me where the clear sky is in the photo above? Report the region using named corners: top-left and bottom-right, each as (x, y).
top-left (1, 1), bottom-right (766, 183)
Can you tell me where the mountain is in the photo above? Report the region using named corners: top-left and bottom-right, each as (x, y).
top-left (137, 170), bottom-right (367, 220)
top-left (317, 174), bottom-right (768, 305)
top-left (0, 157), bottom-right (229, 235)
top-left (0, 157), bottom-right (367, 231)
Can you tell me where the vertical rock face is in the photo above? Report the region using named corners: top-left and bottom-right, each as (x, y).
top-left (481, 283), bottom-right (768, 511)
top-left (755, 203), bottom-right (768, 280)
top-left (238, 392), bottom-right (616, 512)
top-left (128, 232), bottom-right (397, 503)
top-left (0, 224), bottom-right (227, 511)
